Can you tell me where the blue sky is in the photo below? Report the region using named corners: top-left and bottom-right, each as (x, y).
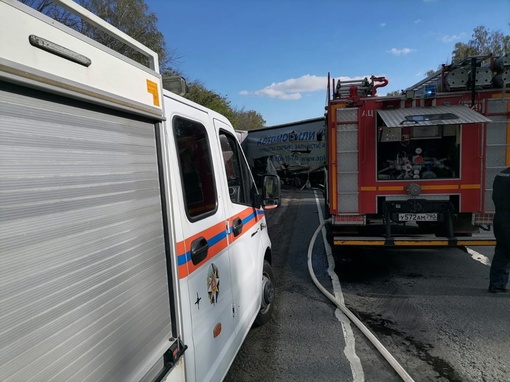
top-left (145, 0), bottom-right (510, 127)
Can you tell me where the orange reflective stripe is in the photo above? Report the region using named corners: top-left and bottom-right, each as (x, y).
top-left (176, 207), bottom-right (264, 279)
top-left (228, 207), bottom-right (262, 243)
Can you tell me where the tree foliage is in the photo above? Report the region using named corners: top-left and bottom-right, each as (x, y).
top-left (185, 81), bottom-right (265, 130)
top-left (422, 25), bottom-right (509, 78)
top-left (186, 81), bottom-right (236, 121)
top-left (79, 0), bottom-right (172, 70)
top-left (425, 69), bottom-right (438, 77)
top-left (232, 108), bottom-right (266, 131)
top-left (385, 90), bottom-right (401, 96)
top-left (452, 25), bottom-right (509, 61)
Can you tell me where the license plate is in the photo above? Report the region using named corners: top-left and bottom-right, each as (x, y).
top-left (398, 213), bottom-right (437, 222)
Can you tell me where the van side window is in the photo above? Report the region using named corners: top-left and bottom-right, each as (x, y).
top-left (174, 117), bottom-right (217, 219)
top-left (220, 131), bottom-right (254, 205)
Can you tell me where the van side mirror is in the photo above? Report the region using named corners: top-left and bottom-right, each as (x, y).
top-left (261, 174), bottom-right (281, 209)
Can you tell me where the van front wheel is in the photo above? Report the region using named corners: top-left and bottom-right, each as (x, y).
top-left (254, 261), bottom-right (275, 327)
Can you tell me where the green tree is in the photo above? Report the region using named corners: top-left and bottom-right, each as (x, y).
top-left (232, 108), bottom-right (266, 131)
top-left (186, 81), bottom-right (236, 121)
top-left (185, 82), bottom-right (265, 130)
top-left (452, 25), bottom-right (509, 61)
top-left (80, 0), bottom-right (173, 70)
top-left (452, 42), bottom-right (477, 60)
top-left (422, 26), bottom-right (509, 78)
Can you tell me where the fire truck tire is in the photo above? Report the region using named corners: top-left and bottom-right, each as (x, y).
top-left (254, 261), bottom-right (275, 327)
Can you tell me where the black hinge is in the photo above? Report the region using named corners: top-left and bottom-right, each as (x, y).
top-left (154, 338), bottom-right (188, 382)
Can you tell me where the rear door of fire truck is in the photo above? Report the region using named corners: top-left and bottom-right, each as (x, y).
top-left (376, 106), bottom-right (493, 243)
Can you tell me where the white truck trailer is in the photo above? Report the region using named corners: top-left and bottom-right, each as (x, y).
top-left (241, 117), bottom-right (326, 188)
top-left (0, 1), bottom-right (280, 381)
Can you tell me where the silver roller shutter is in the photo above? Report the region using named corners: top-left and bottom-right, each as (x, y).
top-left (0, 82), bottom-right (173, 382)
top-left (378, 105), bottom-right (491, 127)
top-left (485, 98), bottom-right (510, 211)
top-left (336, 108), bottom-right (359, 213)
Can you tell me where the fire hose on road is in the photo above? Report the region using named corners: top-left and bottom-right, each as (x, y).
top-left (307, 218), bottom-right (415, 382)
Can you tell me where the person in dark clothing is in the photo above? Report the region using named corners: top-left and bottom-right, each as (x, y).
top-left (488, 167), bottom-right (510, 293)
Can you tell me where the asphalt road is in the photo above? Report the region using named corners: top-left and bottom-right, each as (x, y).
top-left (225, 189), bottom-right (510, 382)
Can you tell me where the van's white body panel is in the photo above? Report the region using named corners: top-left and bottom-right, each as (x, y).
top-left (0, 1), bottom-right (274, 381)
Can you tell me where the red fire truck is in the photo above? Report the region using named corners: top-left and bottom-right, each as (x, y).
top-left (325, 54), bottom-right (509, 247)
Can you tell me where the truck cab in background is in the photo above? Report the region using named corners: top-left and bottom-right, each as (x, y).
top-left (0, 1), bottom-right (280, 381)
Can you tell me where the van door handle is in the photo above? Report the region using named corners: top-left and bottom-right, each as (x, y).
top-left (232, 217), bottom-right (243, 237)
top-left (190, 236), bottom-right (209, 265)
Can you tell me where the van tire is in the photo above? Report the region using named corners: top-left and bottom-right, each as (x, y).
top-left (254, 261), bottom-right (275, 327)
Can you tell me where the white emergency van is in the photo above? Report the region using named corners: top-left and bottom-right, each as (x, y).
top-left (0, 1), bottom-right (280, 381)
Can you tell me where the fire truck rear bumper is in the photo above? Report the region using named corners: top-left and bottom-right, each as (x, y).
top-left (333, 235), bottom-right (496, 247)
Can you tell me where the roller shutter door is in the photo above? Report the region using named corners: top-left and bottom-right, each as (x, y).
top-left (0, 81), bottom-right (172, 382)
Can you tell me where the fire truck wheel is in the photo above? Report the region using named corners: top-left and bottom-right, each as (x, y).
top-left (254, 260), bottom-right (275, 327)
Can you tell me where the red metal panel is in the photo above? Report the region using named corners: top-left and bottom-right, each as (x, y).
top-left (459, 121), bottom-right (483, 211)
top-left (358, 99), bottom-right (379, 214)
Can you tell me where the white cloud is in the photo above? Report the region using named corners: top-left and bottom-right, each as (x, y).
top-left (380, 22), bottom-right (386, 27)
top-left (441, 33), bottom-right (465, 43)
top-left (387, 48), bottom-right (417, 56)
top-left (414, 19), bottom-right (422, 24)
top-left (240, 74), bottom-right (371, 100)
top-left (240, 74), bottom-right (324, 100)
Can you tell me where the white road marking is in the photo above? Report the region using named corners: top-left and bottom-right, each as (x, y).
top-left (314, 191), bottom-right (365, 382)
top-left (465, 247), bottom-right (491, 266)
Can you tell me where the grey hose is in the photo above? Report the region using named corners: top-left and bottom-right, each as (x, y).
top-left (307, 219), bottom-right (415, 382)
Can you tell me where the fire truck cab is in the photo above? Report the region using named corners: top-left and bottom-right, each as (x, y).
top-left (326, 56), bottom-right (510, 247)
